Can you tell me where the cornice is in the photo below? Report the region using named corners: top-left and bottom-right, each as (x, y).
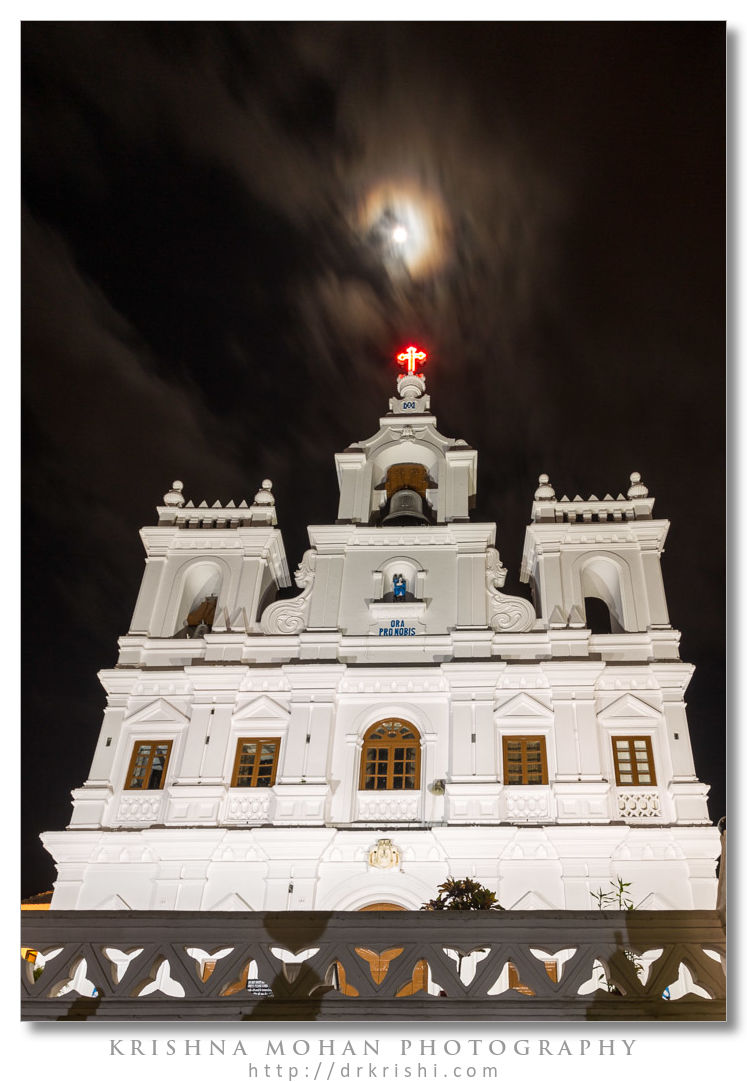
top-left (307, 522), bottom-right (496, 550)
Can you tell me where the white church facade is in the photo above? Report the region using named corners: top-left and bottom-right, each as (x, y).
top-left (41, 352), bottom-right (720, 913)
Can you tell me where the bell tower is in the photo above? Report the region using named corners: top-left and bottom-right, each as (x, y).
top-left (256, 346), bottom-right (533, 643)
top-left (520, 471), bottom-right (671, 637)
top-left (126, 478), bottom-right (291, 640)
top-left (334, 347), bottom-right (478, 526)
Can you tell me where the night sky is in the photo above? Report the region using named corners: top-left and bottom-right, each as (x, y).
top-left (21, 22), bottom-right (725, 898)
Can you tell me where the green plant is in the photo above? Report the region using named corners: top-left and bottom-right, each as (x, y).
top-left (421, 877), bottom-right (504, 911)
top-left (590, 876), bottom-right (636, 911)
top-left (589, 876), bottom-right (641, 993)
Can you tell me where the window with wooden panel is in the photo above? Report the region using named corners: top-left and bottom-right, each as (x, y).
top-left (502, 735), bottom-right (548, 785)
top-left (125, 740), bottom-right (173, 790)
top-left (359, 719), bottom-right (421, 791)
top-left (612, 735), bottom-right (656, 786)
top-left (231, 738), bottom-right (281, 788)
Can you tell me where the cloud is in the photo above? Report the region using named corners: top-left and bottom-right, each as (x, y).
top-left (23, 208), bottom-right (252, 620)
top-left (23, 24), bottom-right (568, 395)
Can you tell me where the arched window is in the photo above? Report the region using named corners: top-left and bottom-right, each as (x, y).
top-left (359, 719), bottom-right (421, 791)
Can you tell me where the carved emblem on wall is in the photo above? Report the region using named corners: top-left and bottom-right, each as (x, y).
top-left (260, 549), bottom-right (316, 634)
top-left (368, 838), bottom-right (401, 870)
top-left (485, 547), bottom-right (536, 633)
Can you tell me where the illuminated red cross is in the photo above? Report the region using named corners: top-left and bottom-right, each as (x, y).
top-left (396, 345), bottom-right (428, 376)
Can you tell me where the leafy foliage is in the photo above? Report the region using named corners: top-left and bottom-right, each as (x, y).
top-left (421, 877), bottom-right (504, 911)
top-left (590, 876), bottom-right (636, 911)
top-left (589, 877), bottom-right (641, 992)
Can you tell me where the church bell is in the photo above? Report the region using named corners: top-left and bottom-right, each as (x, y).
top-left (381, 486), bottom-right (430, 526)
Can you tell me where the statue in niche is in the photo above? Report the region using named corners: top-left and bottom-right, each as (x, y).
top-left (393, 574), bottom-right (407, 600)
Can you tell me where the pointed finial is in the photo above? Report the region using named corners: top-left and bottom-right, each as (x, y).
top-left (627, 471), bottom-right (649, 499)
top-left (534, 473), bottom-right (555, 500)
top-left (252, 479), bottom-right (275, 506)
top-left (247, 479), bottom-right (277, 525)
top-left (163, 480), bottom-right (185, 507)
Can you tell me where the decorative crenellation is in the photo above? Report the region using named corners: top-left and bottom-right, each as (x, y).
top-left (157, 479), bottom-right (279, 528)
top-left (531, 473), bottom-right (654, 523)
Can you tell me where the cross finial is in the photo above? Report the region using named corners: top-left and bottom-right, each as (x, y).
top-left (396, 344), bottom-right (427, 377)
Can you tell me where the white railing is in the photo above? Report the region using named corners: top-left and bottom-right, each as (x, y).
top-left (22, 909), bottom-right (725, 1021)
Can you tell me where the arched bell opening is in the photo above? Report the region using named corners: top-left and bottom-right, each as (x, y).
top-left (173, 562), bottom-right (223, 638)
top-left (578, 555), bottom-right (629, 633)
top-left (376, 463), bottom-right (435, 526)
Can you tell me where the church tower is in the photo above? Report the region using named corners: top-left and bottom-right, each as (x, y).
top-left (41, 348), bottom-right (719, 913)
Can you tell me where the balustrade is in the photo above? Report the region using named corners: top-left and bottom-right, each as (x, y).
top-left (21, 909), bottom-right (725, 1021)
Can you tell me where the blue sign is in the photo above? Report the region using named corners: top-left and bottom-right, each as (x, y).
top-left (379, 619), bottom-right (416, 637)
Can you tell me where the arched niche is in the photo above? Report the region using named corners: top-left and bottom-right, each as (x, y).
top-left (172, 560), bottom-right (224, 637)
top-left (577, 554), bottom-right (633, 633)
top-left (373, 554), bottom-right (425, 602)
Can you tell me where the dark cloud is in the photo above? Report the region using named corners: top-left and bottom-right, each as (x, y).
top-left (22, 22), bottom-right (725, 896)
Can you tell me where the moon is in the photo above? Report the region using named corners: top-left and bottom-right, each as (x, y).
top-left (357, 181), bottom-right (450, 279)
